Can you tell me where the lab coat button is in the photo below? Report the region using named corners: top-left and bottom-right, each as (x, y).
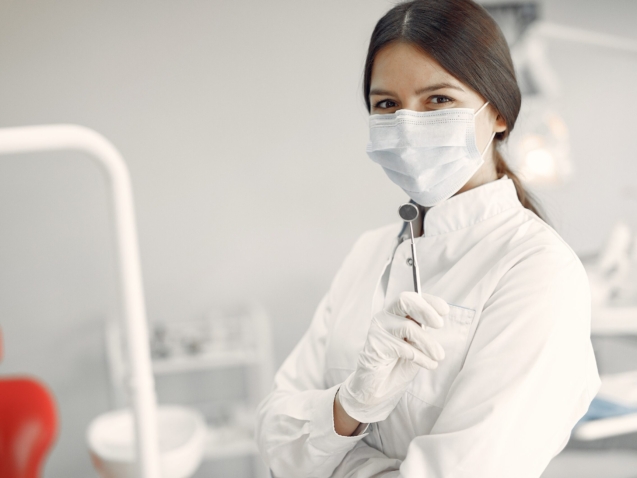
top-left (407, 258), bottom-right (414, 266)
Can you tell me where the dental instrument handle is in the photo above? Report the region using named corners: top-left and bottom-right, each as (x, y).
top-left (408, 221), bottom-right (426, 331)
top-left (408, 222), bottom-right (421, 294)
top-left (411, 242), bottom-right (421, 294)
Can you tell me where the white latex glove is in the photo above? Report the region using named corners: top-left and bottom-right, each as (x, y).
top-left (337, 291), bottom-right (449, 424)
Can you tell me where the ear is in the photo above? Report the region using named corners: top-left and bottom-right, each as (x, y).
top-left (494, 113), bottom-right (507, 134)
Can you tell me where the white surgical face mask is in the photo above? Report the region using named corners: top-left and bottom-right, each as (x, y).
top-left (366, 102), bottom-right (496, 207)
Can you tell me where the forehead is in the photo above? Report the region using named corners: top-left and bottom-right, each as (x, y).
top-left (370, 42), bottom-right (464, 90)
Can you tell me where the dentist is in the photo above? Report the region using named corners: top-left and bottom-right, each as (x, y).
top-left (256, 1), bottom-right (600, 477)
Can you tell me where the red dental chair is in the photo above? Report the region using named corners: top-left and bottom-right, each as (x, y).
top-left (0, 329), bottom-right (58, 478)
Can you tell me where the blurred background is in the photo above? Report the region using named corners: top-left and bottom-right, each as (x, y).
top-left (1, 0), bottom-right (637, 476)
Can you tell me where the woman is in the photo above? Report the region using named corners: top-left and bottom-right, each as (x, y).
top-left (256, 1), bottom-right (601, 477)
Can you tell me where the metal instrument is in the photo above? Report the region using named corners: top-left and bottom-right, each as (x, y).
top-left (398, 203), bottom-right (421, 295)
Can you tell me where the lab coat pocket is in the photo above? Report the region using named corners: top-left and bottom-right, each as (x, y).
top-left (407, 304), bottom-right (476, 408)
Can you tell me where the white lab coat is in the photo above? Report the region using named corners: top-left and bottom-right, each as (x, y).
top-left (256, 176), bottom-right (601, 478)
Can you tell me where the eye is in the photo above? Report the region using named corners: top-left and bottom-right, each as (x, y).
top-left (373, 99), bottom-right (399, 110)
top-left (430, 95), bottom-right (453, 105)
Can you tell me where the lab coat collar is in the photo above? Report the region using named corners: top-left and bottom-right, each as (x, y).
top-left (420, 175), bottom-right (521, 237)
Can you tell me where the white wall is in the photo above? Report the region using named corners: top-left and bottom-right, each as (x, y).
top-left (0, 1), bottom-right (636, 476)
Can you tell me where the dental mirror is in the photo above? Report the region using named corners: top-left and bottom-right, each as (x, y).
top-left (398, 203), bottom-right (421, 295)
top-left (398, 203), bottom-right (419, 222)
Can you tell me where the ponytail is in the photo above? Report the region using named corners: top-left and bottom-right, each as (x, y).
top-left (494, 149), bottom-right (544, 220)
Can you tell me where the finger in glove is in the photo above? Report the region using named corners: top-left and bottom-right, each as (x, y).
top-left (381, 314), bottom-right (445, 361)
top-left (391, 291), bottom-right (446, 328)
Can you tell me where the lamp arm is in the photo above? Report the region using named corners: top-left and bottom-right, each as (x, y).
top-left (533, 21), bottom-right (637, 54)
top-left (0, 124), bottom-right (161, 478)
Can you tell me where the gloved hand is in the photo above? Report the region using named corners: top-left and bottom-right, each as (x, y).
top-left (337, 291), bottom-right (449, 424)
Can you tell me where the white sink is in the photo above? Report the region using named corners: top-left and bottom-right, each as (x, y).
top-left (87, 405), bottom-right (206, 478)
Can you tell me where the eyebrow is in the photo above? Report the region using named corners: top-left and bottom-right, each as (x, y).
top-left (369, 82), bottom-right (465, 97)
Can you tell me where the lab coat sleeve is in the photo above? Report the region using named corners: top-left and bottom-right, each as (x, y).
top-left (331, 441), bottom-right (401, 478)
top-left (255, 290), bottom-right (369, 477)
top-left (396, 247), bottom-right (601, 477)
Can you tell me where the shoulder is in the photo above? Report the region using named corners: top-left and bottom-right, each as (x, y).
top-left (493, 208), bottom-right (590, 320)
top-left (342, 221), bottom-right (403, 269)
top-left (474, 210), bottom-right (593, 356)
top-left (329, 222), bottom-right (404, 275)
top-left (327, 221), bottom-right (402, 294)
top-left (349, 222), bottom-right (402, 255)
top-left (515, 208), bottom-right (585, 275)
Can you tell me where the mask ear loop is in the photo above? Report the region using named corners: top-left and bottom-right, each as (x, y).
top-left (474, 101), bottom-right (490, 117)
top-left (480, 131), bottom-right (497, 157)
top-left (474, 101), bottom-right (497, 157)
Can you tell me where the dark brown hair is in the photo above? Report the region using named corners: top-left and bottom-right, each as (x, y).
top-left (363, 0), bottom-right (542, 218)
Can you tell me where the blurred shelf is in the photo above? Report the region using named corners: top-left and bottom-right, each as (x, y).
top-left (204, 425), bottom-right (258, 461)
top-left (104, 306), bottom-right (273, 477)
top-left (152, 348), bottom-right (259, 375)
top-left (541, 450), bottom-right (637, 478)
top-left (591, 306), bottom-right (637, 336)
top-left (598, 370), bottom-right (637, 405)
top-left (573, 412), bottom-right (637, 441)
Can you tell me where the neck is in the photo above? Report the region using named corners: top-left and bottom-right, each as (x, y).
top-left (454, 153), bottom-right (498, 197)
top-left (412, 204), bottom-right (427, 237)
